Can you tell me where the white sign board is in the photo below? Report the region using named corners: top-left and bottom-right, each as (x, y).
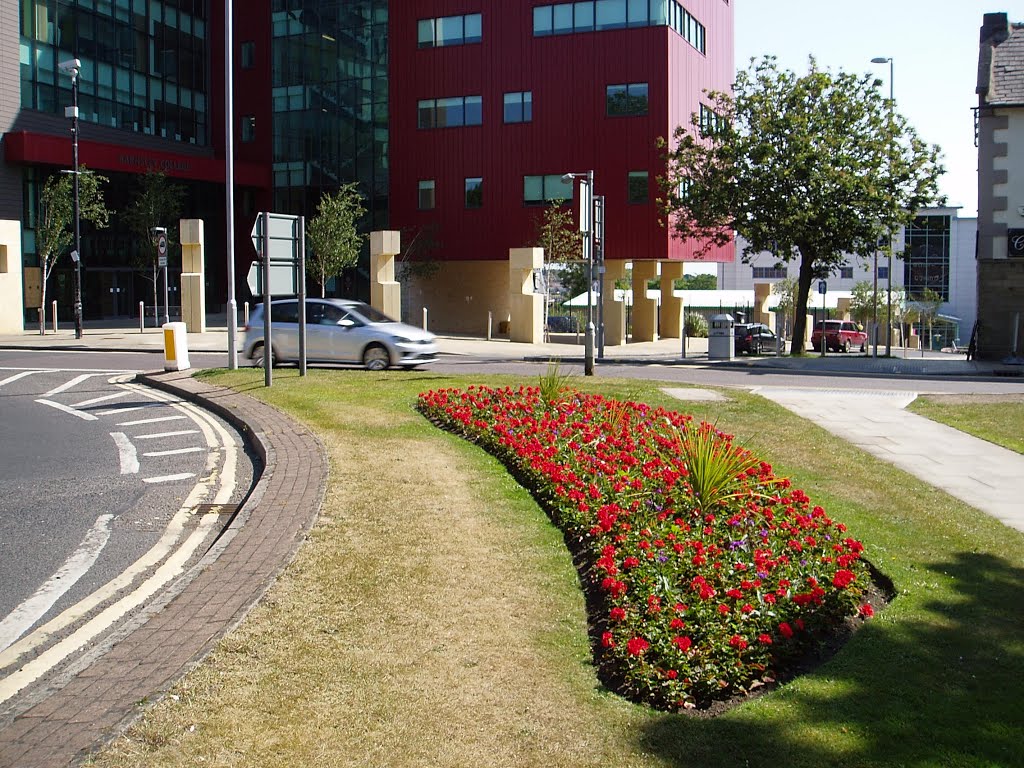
top-left (246, 261), bottom-right (299, 296)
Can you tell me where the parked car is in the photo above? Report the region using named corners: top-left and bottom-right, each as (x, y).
top-left (243, 298), bottom-right (438, 370)
top-left (734, 322), bottom-right (784, 355)
top-left (810, 320), bottom-right (868, 353)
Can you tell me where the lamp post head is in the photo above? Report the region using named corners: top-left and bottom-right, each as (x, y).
top-left (871, 56), bottom-right (891, 64)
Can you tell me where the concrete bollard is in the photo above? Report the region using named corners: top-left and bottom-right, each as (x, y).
top-left (52, 300), bottom-right (58, 333)
top-left (487, 311), bottom-right (493, 341)
top-left (244, 301), bottom-right (249, 327)
top-left (423, 307), bottom-right (428, 331)
top-left (139, 302), bottom-right (145, 333)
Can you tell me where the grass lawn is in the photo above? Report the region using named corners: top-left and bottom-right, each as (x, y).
top-left (90, 369), bottom-right (1024, 768)
top-left (908, 394), bottom-right (1024, 455)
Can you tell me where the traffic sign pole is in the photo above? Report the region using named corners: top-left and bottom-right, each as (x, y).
top-left (159, 232), bottom-right (169, 326)
top-left (262, 210), bottom-right (272, 388)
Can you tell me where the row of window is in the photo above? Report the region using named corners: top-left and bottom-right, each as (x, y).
top-left (417, 84), bottom-right (646, 129)
top-left (752, 266), bottom-right (892, 281)
top-left (418, 13), bottom-right (482, 48)
top-left (533, 0), bottom-right (706, 54)
top-left (416, 172), bottom-right (650, 209)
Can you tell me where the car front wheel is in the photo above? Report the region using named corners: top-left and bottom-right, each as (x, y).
top-left (251, 342), bottom-right (276, 368)
top-left (843, 340), bottom-right (851, 353)
top-left (362, 344), bottom-right (390, 371)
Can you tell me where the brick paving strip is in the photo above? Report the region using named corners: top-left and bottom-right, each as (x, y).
top-left (0, 370), bottom-right (328, 768)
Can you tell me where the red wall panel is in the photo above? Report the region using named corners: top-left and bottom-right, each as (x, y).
top-left (389, 0), bottom-right (734, 265)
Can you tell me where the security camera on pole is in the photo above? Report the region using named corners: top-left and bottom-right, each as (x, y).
top-left (58, 57), bottom-right (83, 339)
top-left (562, 170), bottom-right (596, 376)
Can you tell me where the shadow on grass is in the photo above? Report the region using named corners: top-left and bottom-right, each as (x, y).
top-left (638, 552), bottom-right (1024, 768)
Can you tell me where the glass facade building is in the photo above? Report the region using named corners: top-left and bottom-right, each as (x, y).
top-left (904, 214), bottom-right (950, 301)
top-left (270, 0), bottom-right (389, 231)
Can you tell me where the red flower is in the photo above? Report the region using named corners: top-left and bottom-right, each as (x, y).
top-left (758, 633), bottom-right (773, 645)
top-left (665, 669), bottom-right (678, 679)
top-left (669, 617), bottom-right (685, 630)
top-left (627, 637), bottom-right (650, 656)
top-left (673, 636), bottom-right (692, 652)
top-left (601, 631), bottom-right (615, 648)
top-left (609, 607), bottom-right (626, 622)
top-left (728, 635), bottom-right (748, 650)
top-left (859, 603), bottom-right (875, 618)
top-left (778, 622), bottom-right (794, 639)
top-left (832, 569), bottom-right (857, 589)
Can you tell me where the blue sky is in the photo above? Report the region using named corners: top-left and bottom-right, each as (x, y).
top-left (733, 1), bottom-right (1024, 219)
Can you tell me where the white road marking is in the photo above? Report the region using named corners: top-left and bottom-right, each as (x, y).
top-left (0, 515), bottom-right (114, 653)
top-left (135, 430), bottom-right (200, 440)
top-left (143, 473), bottom-right (196, 484)
top-left (43, 374), bottom-right (96, 397)
top-left (96, 403), bottom-right (167, 416)
top-left (35, 399), bottom-right (98, 421)
top-left (142, 447), bottom-right (205, 457)
top-left (109, 432), bottom-right (140, 474)
top-left (73, 390), bottom-right (131, 408)
top-left (0, 370), bottom-right (42, 387)
top-left (0, 390), bottom-right (240, 704)
top-left (117, 414), bottom-right (187, 426)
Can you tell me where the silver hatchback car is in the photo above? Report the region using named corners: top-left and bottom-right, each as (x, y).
top-left (243, 298), bottom-right (438, 370)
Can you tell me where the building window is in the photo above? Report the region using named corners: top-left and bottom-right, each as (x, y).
top-left (878, 266), bottom-right (889, 280)
top-left (606, 83), bottom-right (648, 116)
top-left (840, 267), bottom-right (854, 279)
top-left (752, 266), bottom-right (787, 279)
top-left (418, 96), bottom-right (483, 128)
top-left (524, 175), bottom-right (574, 205)
top-left (904, 215), bottom-right (950, 301)
top-left (418, 180), bottom-right (435, 210)
top-left (504, 91), bottom-right (533, 123)
top-left (241, 115), bottom-right (256, 142)
top-left (241, 41), bottom-right (255, 69)
top-left (533, 1), bottom-right (705, 54)
top-left (699, 103), bottom-right (724, 135)
top-left (418, 13), bottom-right (482, 48)
top-left (628, 171), bottom-right (649, 204)
top-left (465, 177), bottom-right (483, 208)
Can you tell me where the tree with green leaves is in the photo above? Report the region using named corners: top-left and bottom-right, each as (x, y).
top-left (36, 168), bottom-right (111, 334)
top-left (673, 273), bottom-right (717, 290)
top-left (912, 287), bottom-right (943, 356)
top-left (306, 182), bottom-right (366, 297)
top-left (534, 199), bottom-right (583, 333)
top-left (122, 171), bottom-right (186, 325)
top-left (659, 56), bottom-right (944, 354)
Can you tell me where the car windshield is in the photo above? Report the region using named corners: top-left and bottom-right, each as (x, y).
top-left (347, 302), bottom-right (396, 324)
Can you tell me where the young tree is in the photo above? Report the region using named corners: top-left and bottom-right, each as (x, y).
top-left (659, 56), bottom-right (944, 354)
top-left (122, 171), bottom-right (185, 325)
top-left (912, 287), bottom-right (943, 356)
top-left (35, 168), bottom-right (111, 334)
top-left (534, 199), bottom-right (583, 332)
top-left (306, 182), bottom-right (366, 297)
top-left (770, 276), bottom-right (798, 340)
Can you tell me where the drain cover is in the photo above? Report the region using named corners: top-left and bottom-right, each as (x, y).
top-left (194, 503), bottom-right (239, 516)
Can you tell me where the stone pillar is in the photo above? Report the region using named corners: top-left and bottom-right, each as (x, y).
top-left (753, 282), bottom-right (772, 325)
top-left (603, 259), bottom-right (627, 346)
top-left (508, 247), bottom-right (543, 343)
top-left (370, 230), bottom-right (402, 320)
top-left (631, 260), bottom-right (659, 342)
top-left (659, 261), bottom-right (684, 338)
top-left (179, 219), bottom-right (206, 333)
top-left (836, 297), bottom-right (852, 321)
top-left (0, 220), bottom-right (24, 333)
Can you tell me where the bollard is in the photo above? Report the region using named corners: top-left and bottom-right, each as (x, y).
top-left (139, 301), bottom-right (145, 333)
top-left (422, 307), bottom-right (428, 331)
top-left (52, 300), bottom-right (58, 333)
top-left (244, 301), bottom-right (249, 327)
top-left (487, 311), bottom-right (492, 341)
top-left (162, 322), bottom-right (191, 371)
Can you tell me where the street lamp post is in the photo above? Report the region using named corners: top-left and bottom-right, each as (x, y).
top-left (872, 56), bottom-right (895, 357)
top-left (59, 58), bottom-right (83, 339)
top-left (225, 0), bottom-right (238, 369)
top-left (562, 171), bottom-right (595, 375)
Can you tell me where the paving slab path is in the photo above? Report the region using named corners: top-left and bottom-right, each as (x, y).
top-left (751, 387), bottom-right (1024, 535)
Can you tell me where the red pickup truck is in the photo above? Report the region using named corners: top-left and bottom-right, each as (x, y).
top-left (810, 320), bottom-right (868, 353)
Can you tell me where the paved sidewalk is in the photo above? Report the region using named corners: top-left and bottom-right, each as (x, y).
top-left (0, 371), bottom-right (328, 768)
top-left (753, 387), bottom-right (1024, 534)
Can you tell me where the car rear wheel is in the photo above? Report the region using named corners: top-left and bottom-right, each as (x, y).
top-left (362, 344), bottom-right (390, 371)
top-left (251, 342), bottom-right (276, 368)
top-left (843, 340), bottom-right (851, 353)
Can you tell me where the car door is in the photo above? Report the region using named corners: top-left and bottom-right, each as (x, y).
top-left (271, 300), bottom-right (300, 361)
top-left (332, 307), bottom-right (367, 364)
top-left (305, 301), bottom-right (339, 361)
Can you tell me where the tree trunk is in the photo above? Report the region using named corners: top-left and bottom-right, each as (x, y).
top-left (791, 253), bottom-right (816, 356)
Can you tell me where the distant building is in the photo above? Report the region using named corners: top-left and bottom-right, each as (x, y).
top-left (717, 208), bottom-right (977, 346)
top-left (976, 12), bottom-right (1024, 360)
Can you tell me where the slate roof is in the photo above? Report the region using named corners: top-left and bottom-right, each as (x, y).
top-left (981, 20), bottom-right (1024, 105)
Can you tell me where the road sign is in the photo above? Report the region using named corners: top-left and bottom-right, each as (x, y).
top-left (250, 213), bottom-right (302, 263)
top-left (246, 261), bottom-right (299, 296)
top-left (818, 280), bottom-right (827, 295)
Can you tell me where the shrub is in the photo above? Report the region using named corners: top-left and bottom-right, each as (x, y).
top-left (685, 312), bottom-right (709, 338)
top-left (417, 386), bottom-right (873, 710)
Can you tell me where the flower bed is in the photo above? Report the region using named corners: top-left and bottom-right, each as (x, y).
top-left (417, 385), bottom-right (874, 710)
